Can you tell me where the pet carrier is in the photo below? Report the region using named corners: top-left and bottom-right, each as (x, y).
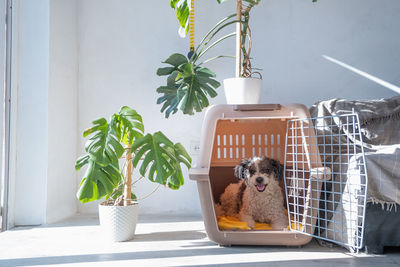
top-left (189, 104), bottom-right (368, 251)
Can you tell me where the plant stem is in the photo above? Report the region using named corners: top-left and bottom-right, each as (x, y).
top-left (195, 13), bottom-right (236, 54)
top-left (197, 32), bottom-right (236, 60)
top-left (198, 55), bottom-right (235, 66)
top-left (192, 22), bottom-right (238, 65)
top-left (239, 1), bottom-right (259, 77)
top-left (191, 14), bottom-right (237, 64)
top-left (123, 143), bottom-right (133, 206)
top-left (236, 0), bottom-right (242, 77)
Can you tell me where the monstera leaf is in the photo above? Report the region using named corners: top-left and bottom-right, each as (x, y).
top-left (75, 155), bottom-right (123, 203)
top-left (165, 143), bottom-right (192, 189)
top-left (156, 53), bottom-right (220, 118)
top-left (83, 118), bottom-right (123, 166)
top-left (131, 131), bottom-right (192, 189)
top-left (114, 106), bottom-right (144, 145)
top-left (82, 107), bottom-right (144, 166)
top-left (76, 106), bottom-right (144, 203)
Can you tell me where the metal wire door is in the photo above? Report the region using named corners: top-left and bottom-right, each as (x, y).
top-left (284, 113), bottom-right (368, 251)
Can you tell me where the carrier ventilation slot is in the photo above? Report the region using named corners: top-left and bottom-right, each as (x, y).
top-left (211, 119), bottom-right (288, 166)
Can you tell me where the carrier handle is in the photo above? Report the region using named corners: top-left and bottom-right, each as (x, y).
top-left (233, 104), bottom-right (281, 112)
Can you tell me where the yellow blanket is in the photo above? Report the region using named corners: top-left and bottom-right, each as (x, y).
top-left (217, 214), bottom-right (302, 231)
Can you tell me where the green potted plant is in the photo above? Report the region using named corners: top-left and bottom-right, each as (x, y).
top-left (156, 0), bottom-right (261, 118)
top-left (157, 0), bottom-right (317, 117)
top-left (75, 106), bottom-right (191, 241)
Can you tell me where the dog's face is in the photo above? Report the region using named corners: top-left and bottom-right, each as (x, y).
top-left (234, 157), bottom-right (283, 193)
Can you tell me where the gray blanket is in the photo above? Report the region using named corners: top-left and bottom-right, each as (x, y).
top-left (309, 96), bottom-right (400, 209)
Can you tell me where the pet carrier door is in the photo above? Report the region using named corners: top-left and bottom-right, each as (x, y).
top-left (284, 113), bottom-right (368, 251)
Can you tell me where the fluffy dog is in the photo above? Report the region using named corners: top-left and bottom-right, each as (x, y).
top-left (215, 156), bottom-right (289, 230)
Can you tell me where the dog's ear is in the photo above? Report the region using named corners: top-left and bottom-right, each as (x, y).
top-left (270, 159), bottom-right (284, 180)
top-left (234, 159), bottom-right (250, 180)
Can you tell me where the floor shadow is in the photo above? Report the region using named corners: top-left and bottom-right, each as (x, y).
top-left (180, 241), bottom-right (218, 248)
top-left (193, 256), bottom-right (399, 267)
top-left (1, 242), bottom-right (388, 266)
top-left (0, 247), bottom-right (287, 266)
top-left (131, 230), bottom-right (207, 242)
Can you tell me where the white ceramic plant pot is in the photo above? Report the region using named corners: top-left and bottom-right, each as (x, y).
top-left (223, 77), bottom-right (262, 104)
top-left (99, 201), bottom-right (139, 242)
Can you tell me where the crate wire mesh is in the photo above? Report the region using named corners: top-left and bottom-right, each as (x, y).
top-left (284, 113), bottom-right (368, 251)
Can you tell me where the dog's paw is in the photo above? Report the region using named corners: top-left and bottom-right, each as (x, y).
top-left (240, 213), bottom-right (255, 229)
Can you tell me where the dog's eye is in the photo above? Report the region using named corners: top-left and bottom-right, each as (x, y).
top-left (249, 169), bottom-right (256, 176)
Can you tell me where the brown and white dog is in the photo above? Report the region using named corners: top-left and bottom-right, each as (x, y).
top-left (215, 156), bottom-right (289, 230)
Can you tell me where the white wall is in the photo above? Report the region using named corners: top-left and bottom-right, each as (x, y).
top-left (76, 0), bottom-right (399, 216)
top-left (13, 0), bottom-right (50, 225)
top-left (47, 0), bottom-right (78, 223)
top-left (194, 0), bottom-right (400, 103)
top-left (10, 0), bottom-right (78, 226)
top-left (0, 0), bottom-right (6, 226)
top-left (253, 0), bottom-right (400, 103)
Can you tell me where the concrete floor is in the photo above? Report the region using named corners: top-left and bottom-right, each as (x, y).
top-left (0, 214), bottom-right (399, 267)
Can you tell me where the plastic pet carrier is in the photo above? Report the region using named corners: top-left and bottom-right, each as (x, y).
top-left (189, 104), bottom-right (368, 251)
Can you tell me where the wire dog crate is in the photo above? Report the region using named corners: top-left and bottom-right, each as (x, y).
top-left (189, 104), bottom-right (368, 250)
top-left (285, 113), bottom-right (368, 251)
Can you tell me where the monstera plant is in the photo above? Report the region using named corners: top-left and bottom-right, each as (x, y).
top-left (158, 0), bottom-right (262, 117)
top-left (158, 0), bottom-right (317, 117)
top-left (157, 12), bottom-right (237, 118)
top-left (75, 106), bottom-right (191, 241)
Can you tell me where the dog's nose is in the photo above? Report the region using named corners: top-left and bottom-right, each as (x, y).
top-left (256, 177), bottom-right (264, 184)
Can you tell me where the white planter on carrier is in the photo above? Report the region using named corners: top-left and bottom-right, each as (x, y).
top-left (99, 201), bottom-right (139, 242)
top-left (223, 77), bottom-right (262, 104)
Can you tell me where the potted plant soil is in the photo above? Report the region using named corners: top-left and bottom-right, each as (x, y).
top-left (75, 106), bottom-right (191, 241)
